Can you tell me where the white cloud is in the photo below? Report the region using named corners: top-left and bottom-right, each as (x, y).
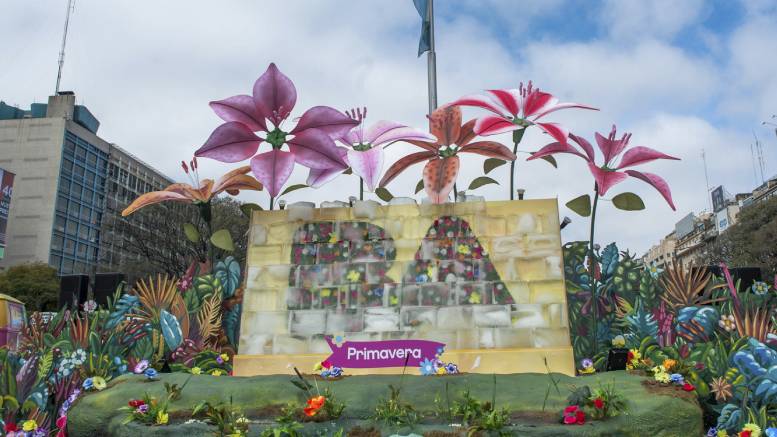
top-left (598, 0), bottom-right (705, 42)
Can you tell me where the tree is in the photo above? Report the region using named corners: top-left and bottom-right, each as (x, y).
top-left (0, 262), bottom-right (60, 311)
top-left (705, 195), bottom-right (777, 277)
top-left (101, 196), bottom-right (249, 283)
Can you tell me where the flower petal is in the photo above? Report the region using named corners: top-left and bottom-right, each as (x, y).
top-left (486, 89), bottom-right (520, 115)
top-left (569, 133), bottom-right (596, 162)
top-left (404, 140), bottom-right (439, 153)
top-left (429, 106), bottom-right (462, 146)
top-left (195, 122), bottom-right (262, 163)
top-left (213, 174), bottom-right (263, 195)
top-left (522, 91), bottom-right (554, 118)
top-left (595, 131), bottom-right (629, 165)
top-left (535, 121), bottom-right (569, 145)
top-left (448, 94), bottom-right (508, 117)
top-left (527, 141), bottom-right (587, 161)
top-left (379, 150), bottom-right (437, 187)
top-left (209, 95), bottom-right (267, 132)
top-left (306, 166), bottom-right (344, 188)
top-left (457, 119), bottom-right (477, 146)
top-left (474, 115), bottom-right (520, 136)
top-left (250, 149), bottom-right (296, 197)
top-left (121, 190), bottom-right (190, 216)
top-left (287, 128), bottom-right (349, 170)
top-left (616, 146), bottom-right (680, 169)
top-left (532, 101), bottom-right (599, 120)
top-left (423, 156), bottom-right (460, 204)
top-left (625, 170), bottom-right (676, 210)
top-left (253, 63), bottom-right (297, 126)
top-left (459, 141), bottom-right (516, 160)
top-left (588, 164), bottom-right (628, 196)
top-left (339, 129), bottom-right (361, 146)
top-left (291, 106), bottom-right (359, 138)
top-left (365, 121), bottom-right (436, 146)
top-left (347, 146), bottom-right (383, 192)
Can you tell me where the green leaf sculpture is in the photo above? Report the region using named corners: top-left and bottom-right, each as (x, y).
top-left (566, 194), bottom-right (592, 217)
top-left (210, 229), bottom-right (235, 251)
top-left (183, 223), bottom-right (200, 243)
top-left (468, 176), bottom-right (499, 190)
top-left (612, 192), bottom-right (645, 211)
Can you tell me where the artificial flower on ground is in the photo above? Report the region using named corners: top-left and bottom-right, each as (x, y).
top-left (562, 405), bottom-right (586, 425)
top-left (195, 63), bottom-right (357, 198)
top-left (626, 349), bottom-right (642, 370)
top-left (83, 376), bottom-right (107, 391)
top-left (738, 423), bottom-right (762, 437)
top-left (719, 314), bottom-right (736, 332)
top-left (663, 359), bottom-right (677, 372)
top-left (190, 367), bottom-right (202, 375)
top-left (304, 396), bottom-right (326, 417)
top-left (211, 369), bottom-right (224, 376)
top-left (710, 377), bottom-right (733, 402)
top-left (120, 394), bottom-right (170, 426)
top-left (682, 382), bottom-right (695, 392)
top-left (134, 359), bottom-right (150, 374)
top-left (144, 368), bottom-right (158, 380)
top-left (379, 105), bottom-right (515, 203)
top-left (579, 358), bottom-right (595, 374)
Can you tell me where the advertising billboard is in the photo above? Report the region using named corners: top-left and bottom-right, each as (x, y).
top-left (0, 167), bottom-right (15, 260)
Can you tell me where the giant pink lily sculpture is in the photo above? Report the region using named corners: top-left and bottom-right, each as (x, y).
top-left (450, 81), bottom-right (597, 199)
top-left (334, 107), bottom-right (436, 199)
top-left (194, 63), bottom-right (358, 207)
top-left (528, 125), bottom-right (679, 359)
top-left (528, 125), bottom-right (679, 207)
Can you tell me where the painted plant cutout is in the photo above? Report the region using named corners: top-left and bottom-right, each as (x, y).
top-left (450, 82), bottom-right (598, 199)
top-left (194, 63), bottom-right (358, 199)
top-left (379, 106), bottom-right (515, 203)
top-left (121, 160), bottom-right (262, 216)
top-left (333, 107), bottom-right (436, 199)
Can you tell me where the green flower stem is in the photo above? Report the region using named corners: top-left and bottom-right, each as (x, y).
top-left (589, 183), bottom-right (600, 359)
top-left (269, 196), bottom-right (274, 211)
top-left (198, 201), bottom-right (214, 267)
top-left (510, 129), bottom-right (526, 200)
top-left (453, 183), bottom-right (458, 202)
top-left (360, 178), bottom-right (364, 201)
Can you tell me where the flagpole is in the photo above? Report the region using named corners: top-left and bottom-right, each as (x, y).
top-left (426, 0), bottom-right (438, 114)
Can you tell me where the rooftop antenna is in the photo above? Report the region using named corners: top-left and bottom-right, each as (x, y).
top-left (751, 143), bottom-right (760, 186)
top-left (753, 130), bottom-right (766, 184)
top-left (55, 0), bottom-right (76, 94)
top-left (701, 148), bottom-right (711, 212)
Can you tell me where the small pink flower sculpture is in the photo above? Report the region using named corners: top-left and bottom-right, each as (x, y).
top-left (335, 107), bottom-right (436, 192)
top-left (450, 81), bottom-right (597, 143)
top-left (194, 63), bottom-right (358, 197)
top-left (528, 125), bottom-right (679, 207)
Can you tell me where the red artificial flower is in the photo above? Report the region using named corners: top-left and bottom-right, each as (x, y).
top-left (304, 395), bottom-right (326, 417)
top-left (627, 350), bottom-right (635, 361)
top-left (128, 399), bottom-right (146, 408)
top-left (563, 405), bottom-right (578, 414)
top-left (576, 410), bottom-right (586, 425)
top-left (563, 414), bottom-right (577, 424)
top-left (4, 423), bottom-right (18, 432)
top-left (682, 383), bottom-right (695, 392)
top-left (321, 360), bottom-right (332, 369)
top-left (594, 398), bottom-right (604, 409)
top-left (740, 431), bottom-right (752, 437)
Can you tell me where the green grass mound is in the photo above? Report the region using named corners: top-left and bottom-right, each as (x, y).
top-left (68, 371), bottom-right (702, 436)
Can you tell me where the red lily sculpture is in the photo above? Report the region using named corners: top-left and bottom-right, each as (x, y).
top-left (379, 106), bottom-right (515, 203)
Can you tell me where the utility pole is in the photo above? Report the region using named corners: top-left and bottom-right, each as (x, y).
top-left (55, 0), bottom-right (76, 94)
top-left (426, 0), bottom-right (438, 114)
top-left (701, 148), bottom-right (712, 212)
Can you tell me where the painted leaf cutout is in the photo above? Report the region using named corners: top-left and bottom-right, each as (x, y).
top-left (183, 223), bottom-right (200, 243)
top-left (612, 192), bottom-right (645, 211)
top-left (483, 158), bottom-right (506, 174)
top-left (210, 229), bottom-right (235, 251)
top-left (375, 187), bottom-right (394, 202)
top-left (280, 184), bottom-right (309, 197)
top-left (415, 179), bottom-right (425, 194)
top-left (540, 155), bottom-right (558, 168)
top-left (566, 194), bottom-right (592, 217)
top-left (240, 203), bottom-right (263, 218)
top-left (468, 176), bottom-right (499, 190)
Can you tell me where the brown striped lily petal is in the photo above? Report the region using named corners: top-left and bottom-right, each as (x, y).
top-left (423, 156), bottom-right (460, 204)
top-left (121, 190), bottom-right (191, 216)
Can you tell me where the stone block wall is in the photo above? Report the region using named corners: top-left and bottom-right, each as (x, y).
top-left (240, 199), bottom-right (570, 360)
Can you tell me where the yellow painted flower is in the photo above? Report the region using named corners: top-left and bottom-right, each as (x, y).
top-left (346, 270), bottom-right (361, 282)
top-left (313, 362), bottom-right (323, 373)
top-left (741, 423), bottom-right (761, 437)
top-left (611, 335), bottom-right (626, 348)
top-left (457, 244), bottom-right (471, 255)
top-left (320, 288), bottom-right (332, 297)
top-left (629, 349), bottom-right (641, 361)
top-left (93, 376), bottom-right (107, 391)
top-left (468, 292), bottom-right (481, 304)
top-left (328, 233), bottom-right (338, 243)
top-left (22, 420), bottom-right (38, 432)
top-left (436, 366), bottom-right (447, 375)
top-left (220, 353), bottom-right (230, 363)
top-left (191, 367), bottom-right (202, 375)
top-left (717, 430), bottom-right (729, 437)
top-left (156, 411), bottom-right (169, 425)
top-left (211, 369), bottom-right (224, 376)
top-left (662, 359), bottom-right (677, 371)
top-left (579, 366), bottom-right (595, 375)
top-left (654, 371), bottom-right (670, 383)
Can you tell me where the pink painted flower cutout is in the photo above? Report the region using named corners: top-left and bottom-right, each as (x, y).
top-left (449, 81), bottom-right (598, 144)
top-left (332, 107), bottom-right (436, 191)
top-left (528, 125), bottom-right (680, 209)
top-left (194, 63), bottom-right (358, 196)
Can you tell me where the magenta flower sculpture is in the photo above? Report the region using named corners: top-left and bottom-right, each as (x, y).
top-left (528, 125), bottom-right (679, 208)
top-left (194, 63), bottom-right (358, 204)
top-left (336, 107), bottom-right (436, 199)
top-left (450, 82), bottom-right (597, 199)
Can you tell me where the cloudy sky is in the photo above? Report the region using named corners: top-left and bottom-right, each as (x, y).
top-left (2, 0), bottom-right (776, 254)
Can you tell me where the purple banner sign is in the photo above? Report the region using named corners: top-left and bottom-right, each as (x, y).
top-left (324, 336), bottom-right (445, 368)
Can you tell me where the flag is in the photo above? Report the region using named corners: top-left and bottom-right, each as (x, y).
top-left (413, 0), bottom-right (431, 57)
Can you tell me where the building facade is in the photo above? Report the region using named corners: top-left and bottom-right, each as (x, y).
top-left (643, 231), bottom-right (677, 268)
top-left (0, 93), bottom-right (173, 275)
